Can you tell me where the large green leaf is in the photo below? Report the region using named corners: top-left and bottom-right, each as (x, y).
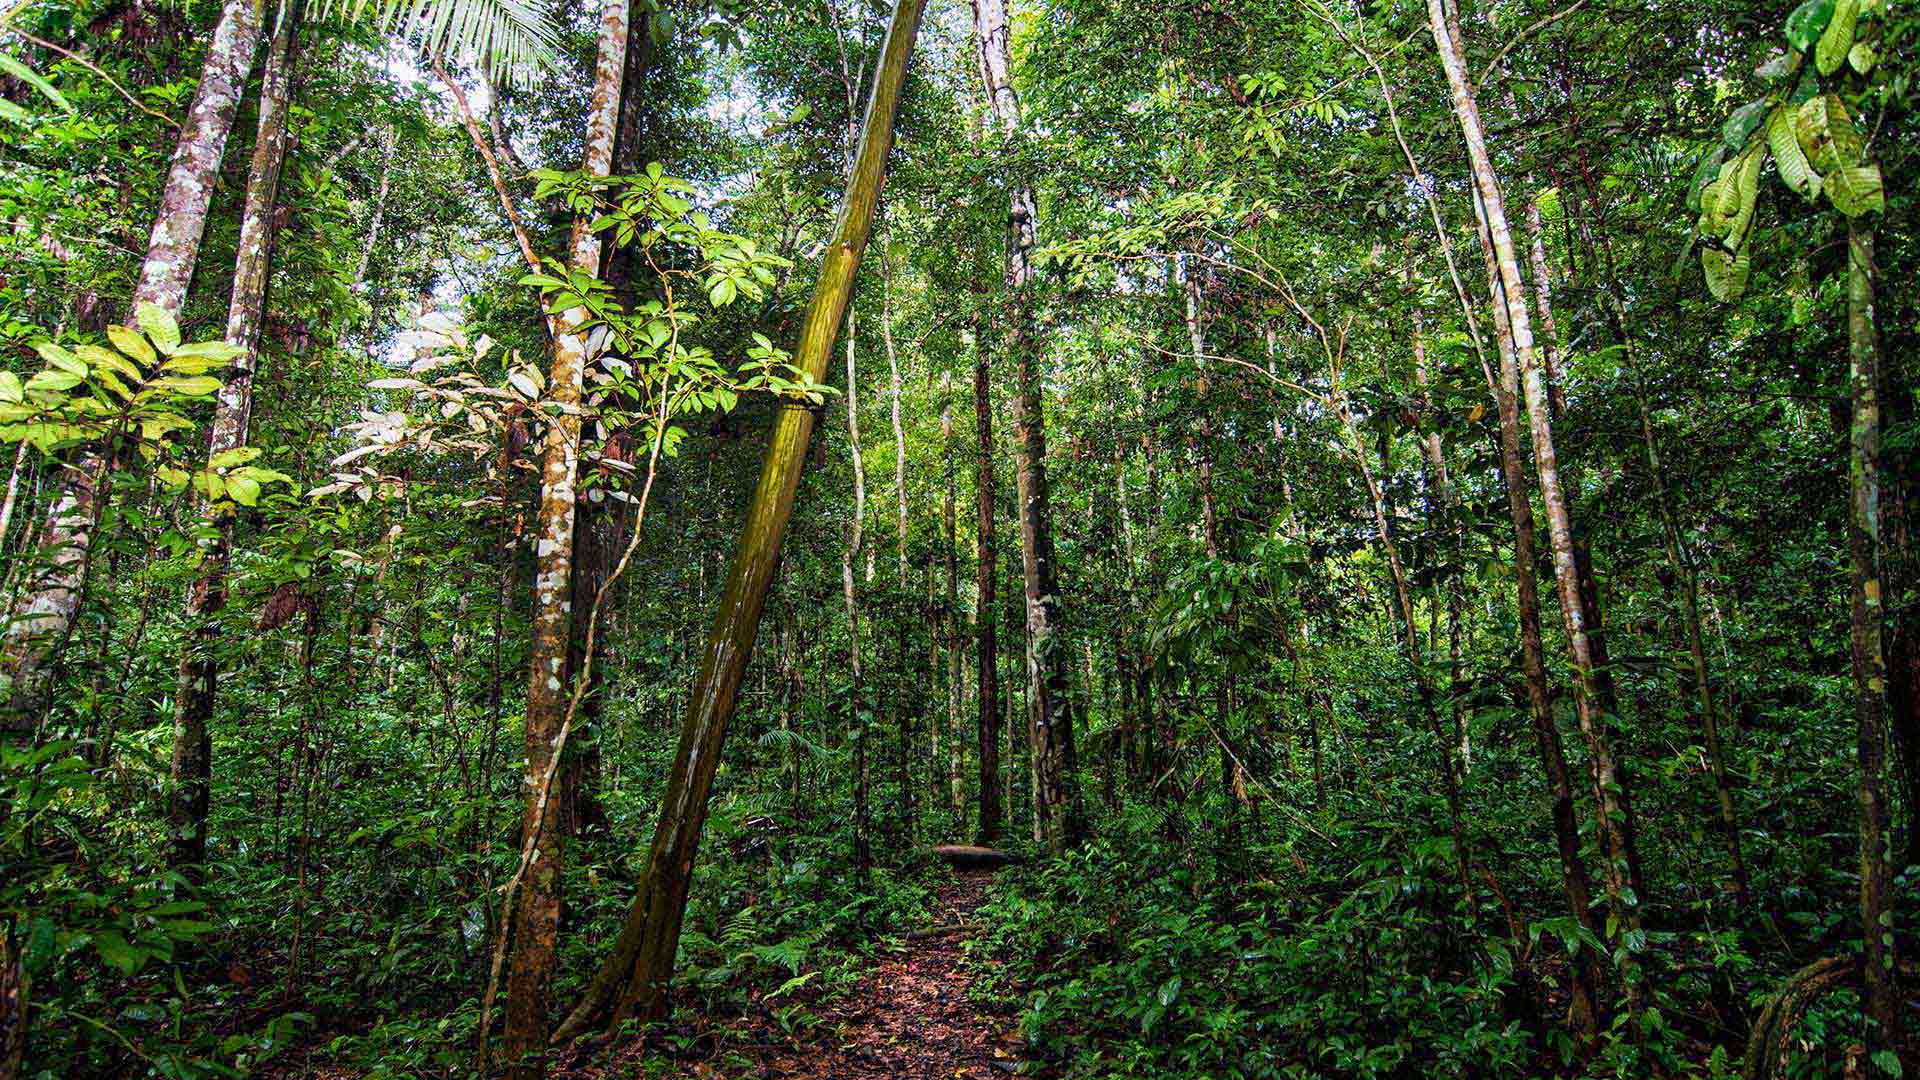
top-left (1703, 244), bottom-right (1752, 302)
top-left (1825, 164), bottom-right (1884, 217)
top-left (1797, 94), bottom-right (1863, 172)
top-left (1816, 0), bottom-right (1857, 75)
top-left (1784, 0), bottom-right (1835, 51)
top-left (1726, 149), bottom-right (1764, 244)
top-left (1768, 105), bottom-right (1821, 200)
top-left (1722, 99), bottom-right (1770, 152)
top-left (0, 52), bottom-right (72, 117)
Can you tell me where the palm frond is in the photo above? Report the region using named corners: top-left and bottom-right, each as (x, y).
top-left (318, 0), bottom-right (561, 86)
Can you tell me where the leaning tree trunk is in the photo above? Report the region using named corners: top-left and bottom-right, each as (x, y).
top-left (1845, 219), bottom-right (1899, 1061)
top-left (551, 0), bottom-right (927, 1037)
top-left (500, 0), bottom-right (628, 1071)
top-left (971, 0), bottom-right (1079, 853)
top-left (0, 0), bottom-right (263, 726)
top-left (1435, 0), bottom-right (1646, 1014)
top-left (168, 0), bottom-right (301, 873)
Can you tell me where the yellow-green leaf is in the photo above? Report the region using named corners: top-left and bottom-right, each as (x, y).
top-left (1703, 244), bottom-right (1752, 302)
top-left (1798, 94), bottom-right (1863, 172)
top-left (1816, 0), bottom-right (1856, 75)
top-left (155, 376), bottom-right (222, 397)
top-left (1849, 42), bottom-right (1875, 74)
top-left (1826, 164), bottom-right (1884, 217)
top-left (135, 302), bottom-right (179, 355)
top-left (226, 474), bottom-right (261, 506)
top-left (108, 325), bottom-right (157, 367)
top-left (1768, 105), bottom-right (1821, 200)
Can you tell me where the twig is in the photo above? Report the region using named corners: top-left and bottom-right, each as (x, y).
top-left (11, 29), bottom-right (177, 127)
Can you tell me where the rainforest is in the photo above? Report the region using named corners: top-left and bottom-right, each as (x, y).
top-left (0, 0), bottom-right (1916, 1075)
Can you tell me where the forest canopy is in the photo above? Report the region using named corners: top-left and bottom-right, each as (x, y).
top-left (0, 0), bottom-right (1916, 1075)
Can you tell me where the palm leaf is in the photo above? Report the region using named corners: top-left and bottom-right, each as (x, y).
top-left (316, 0), bottom-right (560, 85)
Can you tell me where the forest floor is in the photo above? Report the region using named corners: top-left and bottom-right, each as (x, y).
top-left (557, 867), bottom-right (1029, 1080)
top-left (260, 868), bottom-right (1026, 1079)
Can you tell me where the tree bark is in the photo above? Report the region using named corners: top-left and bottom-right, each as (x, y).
top-left (1, 0), bottom-right (264, 723)
top-left (501, 0), bottom-right (628, 1069)
top-left (971, 0), bottom-right (1079, 853)
top-left (167, 0), bottom-right (301, 872)
top-left (942, 369), bottom-right (967, 824)
top-left (1846, 220), bottom-right (1899, 1060)
top-left (551, 0), bottom-right (926, 1035)
top-left (843, 310), bottom-right (872, 878)
top-left (1431, 0), bottom-right (1643, 1012)
top-left (973, 331), bottom-right (1002, 844)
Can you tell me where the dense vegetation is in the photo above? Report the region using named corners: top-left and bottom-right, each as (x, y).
top-left (1, 0), bottom-right (1917, 1074)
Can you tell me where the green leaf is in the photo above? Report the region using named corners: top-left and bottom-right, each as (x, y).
top-left (1825, 164), bottom-right (1884, 217)
top-left (0, 52), bottom-right (73, 114)
top-left (0, 372), bottom-right (21, 404)
top-left (91, 930), bottom-right (145, 975)
top-left (1784, 0), bottom-right (1834, 51)
top-left (1769, 106), bottom-right (1821, 200)
top-left (1849, 41), bottom-right (1876, 74)
top-left (155, 376), bottom-right (223, 396)
top-left (226, 475), bottom-right (262, 506)
top-left (1722, 99), bottom-right (1770, 152)
top-left (1816, 0), bottom-right (1857, 75)
top-left (1703, 244), bottom-right (1751, 302)
top-left (108, 325), bottom-right (157, 368)
top-left (135, 303), bottom-right (180, 355)
top-left (1798, 94), bottom-right (1863, 172)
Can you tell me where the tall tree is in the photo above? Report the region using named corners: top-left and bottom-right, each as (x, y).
top-left (500, 0), bottom-right (629, 1069)
top-left (167, 0), bottom-right (303, 872)
top-left (970, 0), bottom-right (1079, 853)
top-left (0, 0), bottom-right (264, 722)
top-left (553, 0), bottom-right (928, 1032)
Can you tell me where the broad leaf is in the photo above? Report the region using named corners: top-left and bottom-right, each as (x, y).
top-left (1825, 164), bottom-right (1883, 217)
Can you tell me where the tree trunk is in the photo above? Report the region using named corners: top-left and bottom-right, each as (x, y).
top-left (971, 0), bottom-right (1079, 853)
top-left (843, 310), bottom-right (872, 878)
top-left (167, 0), bottom-right (301, 872)
top-left (1, 0), bottom-right (264, 722)
top-left (551, 0), bottom-right (926, 1036)
top-left (1846, 220), bottom-right (1899, 1060)
top-left (942, 370), bottom-right (967, 824)
top-left (1431, 0), bottom-right (1643, 1012)
top-left (974, 332), bottom-right (1003, 844)
top-left (501, 0), bottom-right (628, 1069)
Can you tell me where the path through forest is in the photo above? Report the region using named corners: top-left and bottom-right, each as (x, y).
top-left (724, 867), bottom-right (1026, 1080)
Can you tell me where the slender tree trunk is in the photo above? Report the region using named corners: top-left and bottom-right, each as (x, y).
top-left (1431, 0), bottom-right (1643, 1013)
top-left (501, 0), bottom-right (628, 1070)
top-left (350, 129), bottom-right (397, 293)
top-left (1482, 265), bottom-right (1603, 1035)
top-left (167, 0), bottom-right (301, 871)
top-left (1847, 220), bottom-right (1899, 1060)
top-left (971, 0), bottom-right (1079, 852)
top-left (1, 0), bottom-right (263, 721)
top-left (552, 0), bottom-right (926, 1035)
top-left (843, 311), bottom-right (872, 878)
top-left (974, 332), bottom-right (1003, 844)
top-left (942, 370), bottom-right (967, 824)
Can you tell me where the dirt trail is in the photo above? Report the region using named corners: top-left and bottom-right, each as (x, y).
top-left (740, 868), bottom-right (1024, 1079)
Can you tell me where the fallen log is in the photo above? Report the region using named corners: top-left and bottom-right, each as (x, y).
top-left (931, 844), bottom-right (1019, 869)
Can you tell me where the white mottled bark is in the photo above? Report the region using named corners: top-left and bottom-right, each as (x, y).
top-left (1, 0), bottom-right (264, 722)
